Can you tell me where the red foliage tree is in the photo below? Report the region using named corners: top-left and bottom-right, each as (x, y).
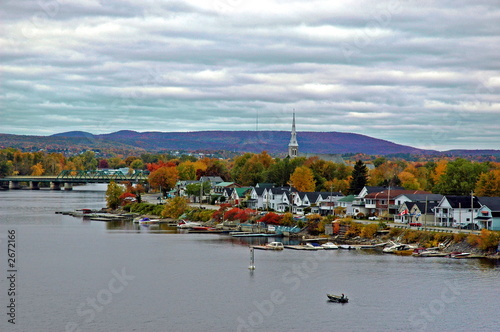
top-left (119, 192), bottom-right (136, 205)
top-left (258, 212), bottom-right (283, 225)
top-left (147, 161), bottom-right (178, 172)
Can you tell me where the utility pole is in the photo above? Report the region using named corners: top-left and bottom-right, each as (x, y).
top-left (471, 191), bottom-right (474, 230)
top-left (424, 196), bottom-right (428, 231)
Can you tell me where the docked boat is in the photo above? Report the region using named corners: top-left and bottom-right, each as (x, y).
top-left (321, 242), bottom-right (339, 250)
top-left (253, 242), bottom-right (284, 250)
top-left (138, 217), bottom-right (160, 225)
top-left (327, 294), bottom-right (348, 303)
top-left (382, 241), bottom-right (417, 254)
top-left (338, 244), bottom-right (355, 250)
top-left (177, 220), bottom-right (202, 229)
top-left (447, 252), bottom-right (471, 258)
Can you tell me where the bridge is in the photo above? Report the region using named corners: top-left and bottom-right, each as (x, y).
top-left (0, 170), bottom-right (149, 190)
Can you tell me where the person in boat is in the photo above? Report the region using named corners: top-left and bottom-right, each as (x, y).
top-left (341, 293), bottom-right (345, 299)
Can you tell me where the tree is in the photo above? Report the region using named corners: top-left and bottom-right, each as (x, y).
top-left (349, 160), bottom-right (368, 195)
top-left (475, 170), bottom-right (500, 196)
top-left (290, 166), bottom-right (316, 192)
top-left (148, 167), bottom-right (179, 196)
top-left (161, 196), bottom-right (189, 219)
top-left (106, 181), bottom-right (124, 210)
top-left (30, 162), bottom-right (45, 176)
top-left (434, 159), bottom-right (488, 195)
top-left (0, 160), bottom-right (14, 177)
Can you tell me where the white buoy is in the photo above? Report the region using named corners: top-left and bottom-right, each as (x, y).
top-left (249, 247), bottom-right (255, 270)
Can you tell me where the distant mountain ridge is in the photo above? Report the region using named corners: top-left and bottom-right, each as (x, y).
top-left (1, 130), bottom-right (497, 156)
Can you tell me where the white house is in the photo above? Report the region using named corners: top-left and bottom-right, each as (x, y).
top-left (434, 195), bottom-right (481, 228)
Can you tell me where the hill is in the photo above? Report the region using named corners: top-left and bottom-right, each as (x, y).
top-left (0, 131), bottom-right (498, 157)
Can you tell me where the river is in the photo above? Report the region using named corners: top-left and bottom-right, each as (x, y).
top-left (0, 188), bottom-right (498, 332)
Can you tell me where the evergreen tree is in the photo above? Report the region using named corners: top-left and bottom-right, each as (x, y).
top-left (349, 160), bottom-right (368, 195)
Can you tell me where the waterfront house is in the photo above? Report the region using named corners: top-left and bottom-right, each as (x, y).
top-left (476, 197), bottom-right (500, 230)
top-left (213, 182), bottom-right (240, 195)
top-left (247, 186), bottom-right (267, 210)
top-left (393, 193), bottom-right (443, 223)
top-left (229, 187), bottom-right (253, 207)
top-left (433, 195), bottom-right (481, 228)
top-left (364, 189), bottom-right (431, 217)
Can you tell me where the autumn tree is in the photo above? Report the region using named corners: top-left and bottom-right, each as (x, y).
top-left (290, 166), bottom-right (316, 192)
top-left (258, 212), bottom-right (283, 225)
top-left (161, 196), bottom-right (189, 219)
top-left (106, 181), bottom-right (125, 210)
top-left (434, 159), bottom-right (488, 195)
top-left (30, 162), bottom-right (45, 176)
top-left (349, 160), bottom-right (368, 194)
top-left (148, 166), bottom-right (179, 196)
top-left (475, 170), bottom-right (500, 196)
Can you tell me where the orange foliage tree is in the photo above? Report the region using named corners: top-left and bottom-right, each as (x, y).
top-left (290, 166), bottom-right (316, 192)
top-left (148, 166), bottom-right (179, 195)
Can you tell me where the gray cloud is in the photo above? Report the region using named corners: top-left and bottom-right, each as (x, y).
top-left (1, 0), bottom-right (499, 150)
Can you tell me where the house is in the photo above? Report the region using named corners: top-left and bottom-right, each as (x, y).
top-left (175, 180), bottom-right (199, 197)
top-left (398, 201), bottom-right (438, 225)
top-left (229, 187), bottom-right (253, 207)
top-left (198, 176), bottom-right (224, 187)
top-left (434, 195), bottom-right (481, 228)
top-left (393, 193), bottom-right (443, 223)
top-left (334, 195), bottom-right (357, 217)
top-left (364, 189), bottom-right (431, 217)
top-left (247, 187), bottom-right (267, 210)
top-left (476, 197), bottom-right (500, 230)
top-left (315, 192), bottom-right (344, 215)
top-left (213, 182), bottom-right (240, 195)
top-left (264, 187), bottom-right (297, 212)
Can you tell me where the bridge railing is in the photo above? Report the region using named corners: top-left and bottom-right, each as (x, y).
top-left (56, 170), bottom-right (149, 181)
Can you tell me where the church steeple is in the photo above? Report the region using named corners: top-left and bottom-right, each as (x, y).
top-left (288, 111), bottom-right (299, 158)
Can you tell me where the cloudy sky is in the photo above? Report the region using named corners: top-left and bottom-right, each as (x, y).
top-left (1, 0), bottom-right (499, 151)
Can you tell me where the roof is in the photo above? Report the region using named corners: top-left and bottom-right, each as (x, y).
top-left (364, 186), bottom-right (404, 194)
top-left (199, 176), bottom-right (224, 183)
top-left (234, 187), bottom-right (252, 197)
top-left (338, 194), bottom-right (356, 202)
top-left (443, 196), bottom-right (481, 209)
top-left (256, 183), bottom-right (274, 188)
top-left (365, 189), bottom-right (431, 200)
top-left (396, 193), bottom-right (444, 202)
top-left (253, 187), bottom-right (266, 195)
top-left (413, 201), bottom-right (439, 214)
top-left (478, 197), bottom-right (500, 211)
top-left (214, 182), bottom-right (236, 187)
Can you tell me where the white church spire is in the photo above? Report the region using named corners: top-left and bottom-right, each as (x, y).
top-left (288, 111), bottom-right (298, 158)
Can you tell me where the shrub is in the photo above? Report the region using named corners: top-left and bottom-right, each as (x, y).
top-left (389, 228), bottom-right (404, 238)
top-left (477, 230), bottom-right (500, 251)
top-left (360, 223), bottom-right (378, 239)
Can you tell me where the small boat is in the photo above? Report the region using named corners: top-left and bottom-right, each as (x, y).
top-left (338, 245), bottom-right (355, 250)
top-left (253, 242), bottom-right (284, 250)
top-left (327, 294), bottom-right (348, 303)
top-left (138, 217), bottom-right (160, 225)
top-left (382, 241), bottom-right (417, 254)
top-left (447, 252), bottom-right (471, 258)
top-left (177, 220), bottom-right (202, 229)
top-left (321, 242), bottom-right (339, 250)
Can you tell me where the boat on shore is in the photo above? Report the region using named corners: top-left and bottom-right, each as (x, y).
top-left (253, 242), bottom-right (284, 250)
top-left (177, 220), bottom-right (202, 229)
top-left (321, 242), bottom-right (339, 250)
top-left (327, 294), bottom-right (348, 303)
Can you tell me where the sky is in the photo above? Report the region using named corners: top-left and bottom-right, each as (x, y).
top-left (1, 0), bottom-right (499, 151)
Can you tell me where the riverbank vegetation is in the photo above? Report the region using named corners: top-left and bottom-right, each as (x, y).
top-left (2, 148), bottom-right (500, 196)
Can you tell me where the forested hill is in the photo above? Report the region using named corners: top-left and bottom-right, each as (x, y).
top-left (52, 130), bottom-right (430, 155)
top-left (1, 130), bottom-right (498, 157)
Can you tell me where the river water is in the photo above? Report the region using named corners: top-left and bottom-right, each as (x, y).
top-left (0, 188), bottom-right (498, 332)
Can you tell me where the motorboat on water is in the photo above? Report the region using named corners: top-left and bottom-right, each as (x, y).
top-left (321, 242), bottom-right (339, 250)
top-left (327, 294), bottom-right (348, 303)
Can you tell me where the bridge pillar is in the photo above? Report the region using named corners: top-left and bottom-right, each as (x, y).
top-left (29, 181), bottom-right (40, 190)
top-left (50, 182), bottom-right (61, 190)
top-left (9, 181), bottom-right (21, 190)
top-left (64, 183), bottom-right (73, 191)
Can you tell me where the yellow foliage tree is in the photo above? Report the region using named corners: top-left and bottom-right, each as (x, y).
top-left (475, 170), bottom-right (500, 197)
top-left (290, 166), bottom-right (316, 192)
top-left (30, 162), bottom-right (45, 176)
top-left (161, 196), bottom-right (189, 219)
